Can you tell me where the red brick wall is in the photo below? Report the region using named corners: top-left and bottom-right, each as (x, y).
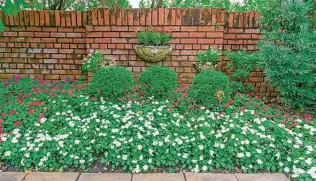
top-left (0, 8), bottom-right (274, 96)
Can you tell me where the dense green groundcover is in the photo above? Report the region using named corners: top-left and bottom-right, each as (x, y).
top-left (0, 77), bottom-right (315, 181)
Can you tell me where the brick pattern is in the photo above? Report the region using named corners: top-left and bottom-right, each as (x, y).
top-left (0, 8), bottom-right (276, 96)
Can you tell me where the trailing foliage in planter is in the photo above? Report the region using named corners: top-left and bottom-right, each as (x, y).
top-left (225, 50), bottom-right (258, 94)
top-left (90, 67), bottom-right (134, 99)
top-left (189, 70), bottom-right (232, 107)
top-left (136, 26), bottom-right (171, 46)
top-left (258, 0), bottom-right (316, 109)
top-left (138, 65), bottom-right (177, 99)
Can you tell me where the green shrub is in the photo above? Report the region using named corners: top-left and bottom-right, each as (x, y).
top-left (189, 70), bottom-right (232, 106)
top-left (258, 0), bottom-right (316, 109)
top-left (82, 51), bottom-right (104, 73)
top-left (90, 67), bottom-right (134, 98)
top-left (225, 50), bottom-right (258, 94)
top-left (197, 47), bottom-right (220, 65)
top-left (136, 26), bottom-right (171, 46)
top-left (138, 65), bottom-right (177, 98)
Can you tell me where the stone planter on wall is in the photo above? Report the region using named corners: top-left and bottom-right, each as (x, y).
top-left (134, 45), bottom-right (172, 63)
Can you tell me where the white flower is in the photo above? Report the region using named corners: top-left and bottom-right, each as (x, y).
top-left (256, 149), bottom-right (262, 154)
top-left (202, 165), bottom-right (208, 171)
top-left (183, 153), bottom-right (188, 159)
top-left (279, 162), bottom-right (284, 167)
top-left (58, 141), bottom-right (64, 147)
top-left (122, 155), bottom-right (128, 160)
top-left (137, 145), bottom-right (143, 150)
top-left (4, 151), bottom-right (11, 156)
top-left (305, 158), bottom-right (312, 165)
top-left (246, 152), bottom-right (251, 157)
top-left (256, 159), bottom-right (263, 164)
top-left (68, 121), bottom-right (75, 127)
top-left (79, 160), bottom-right (85, 164)
top-left (199, 145), bottom-right (204, 151)
top-left (307, 167), bottom-right (316, 179)
top-left (24, 153), bottom-right (30, 158)
top-left (237, 153), bottom-right (244, 158)
top-left (284, 167), bottom-right (290, 173)
top-left (74, 140), bottom-right (80, 144)
top-left (143, 165), bottom-right (149, 171)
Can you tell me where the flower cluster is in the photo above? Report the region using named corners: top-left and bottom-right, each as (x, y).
top-left (0, 77), bottom-right (315, 181)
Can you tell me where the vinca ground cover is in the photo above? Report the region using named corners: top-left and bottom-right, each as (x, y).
top-left (0, 76), bottom-right (315, 181)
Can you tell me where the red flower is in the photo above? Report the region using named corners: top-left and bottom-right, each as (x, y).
top-left (0, 113), bottom-right (5, 117)
top-left (189, 105), bottom-right (195, 109)
top-left (263, 105), bottom-right (268, 110)
top-left (281, 120), bottom-right (286, 124)
top-left (223, 103), bottom-right (230, 108)
top-left (118, 97), bottom-right (124, 102)
top-left (9, 110), bottom-right (16, 115)
top-left (27, 108), bottom-right (36, 114)
top-left (14, 120), bottom-right (22, 127)
top-left (38, 113), bottom-right (45, 122)
top-left (0, 118), bottom-right (3, 124)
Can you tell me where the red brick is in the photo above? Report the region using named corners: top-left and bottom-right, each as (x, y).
top-left (228, 28), bottom-right (244, 33)
top-left (51, 32), bottom-right (65, 37)
top-left (151, 9), bottom-right (158, 25)
top-left (111, 26), bottom-right (128, 31)
top-left (181, 39), bottom-right (197, 44)
top-left (198, 39), bottom-right (215, 44)
top-left (58, 38), bottom-right (73, 43)
top-left (190, 32), bottom-right (205, 37)
top-left (103, 32), bottom-right (120, 37)
top-left (236, 34), bottom-right (252, 39)
top-left (198, 26), bottom-right (215, 31)
top-left (94, 26), bottom-right (111, 31)
top-left (172, 32), bottom-right (188, 37)
top-left (66, 33), bottom-right (82, 37)
top-left (245, 29), bottom-right (260, 34)
top-left (120, 32), bottom-right (135, 38)
top-left (158, 8), bottom-right (164, 25)
top-left (95, 38), bottom-right (111, 43)
top-left (206, 32), bottom-right (223, 38)
top-left (181, 26), bottom-right (198, 31)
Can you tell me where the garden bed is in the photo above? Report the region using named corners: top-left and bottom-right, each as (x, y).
top-left (0, 76), bottom-right (315, 181)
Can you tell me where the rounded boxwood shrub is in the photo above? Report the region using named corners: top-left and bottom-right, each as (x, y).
top-left (90, 66), bottom-right (134, 98)
top-left (189, 70), bottom-right (232, 106)
top-left (138, 65), bottom-right (177, 98)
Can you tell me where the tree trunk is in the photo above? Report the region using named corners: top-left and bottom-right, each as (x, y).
top-left (157, 0), bottom-right (163, 8)
top-left (150, 0), bottom-right (155, 8)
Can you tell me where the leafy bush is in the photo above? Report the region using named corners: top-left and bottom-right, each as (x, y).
top-left (82, 51), bottom-right (105, 73)
top-left (189, 70), bottom-right (232, 106)
top-left (225, 50), bottom-right (258, 94)
top-left (0, 77), bottom-right (315, 180)
top-left (258, 0), bottom-right (316, 109)
top-left (138, 66), bottom-right (177, 98)
top-left (90, 67), bottom-right (134, 98)
top-left (197, 47), bottom-right (220, 65)
top-left (136, 27), bottom-right (171, 46)
top-left (0, 77), bottom-right (315, 181)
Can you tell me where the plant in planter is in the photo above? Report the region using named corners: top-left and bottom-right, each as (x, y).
top-left (82, 50), bottom-right (116, 81)
top-left (135, 26), bottom-right (172, 62)
top-left (193, 47), bottom-right (220, 72)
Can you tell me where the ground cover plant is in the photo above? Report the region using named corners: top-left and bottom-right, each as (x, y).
top-left (0, 75), bottom-right (315, 181)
